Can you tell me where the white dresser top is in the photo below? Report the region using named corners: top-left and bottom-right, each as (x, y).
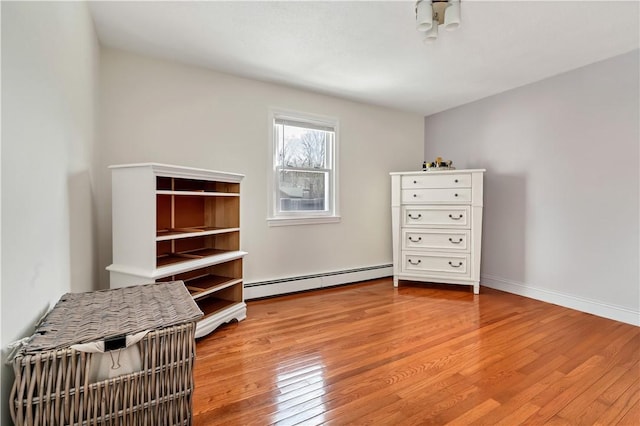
top-left (389, 169), bottom-right (486, 176)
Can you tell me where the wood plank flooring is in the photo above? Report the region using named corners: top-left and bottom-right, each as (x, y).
top-left (192, 278), bottom-right (640, 425)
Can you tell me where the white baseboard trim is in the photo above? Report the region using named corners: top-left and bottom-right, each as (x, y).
top-left (481, 274), bottom-right (640, 327)
top-left (245, 265), bottom-right (393, 300)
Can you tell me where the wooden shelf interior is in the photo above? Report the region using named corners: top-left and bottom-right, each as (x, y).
top-left (157, 176), bottom-right (240, 194)
top-left (197, 284), bottom-right (243, 318)
top-left (157, 226), bottom-right (226, 238)
top-left (156, 233), bottom-right (239, 267)
top-left (156, 195), bottom-right (240, 233)
top-left (154, 175), bottom-right (244, 328)
top-left (171, 259), bottom-right (243, 300)
top-left (155, 176), bottom-right (240, 268)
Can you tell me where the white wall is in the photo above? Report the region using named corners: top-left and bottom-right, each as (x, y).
top-left (97, 48), bottom-right (424, 288)
top-left (1, 2), bottom-right (100, 422)
top-left (424, 50), bottom-right (639, 325)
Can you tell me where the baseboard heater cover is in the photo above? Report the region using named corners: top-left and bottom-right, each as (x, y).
top-left (244, 264), bottom-right (392, 300)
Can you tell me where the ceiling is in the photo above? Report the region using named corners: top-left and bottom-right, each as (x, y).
top-left (88, 1), bottom-right (639, 116)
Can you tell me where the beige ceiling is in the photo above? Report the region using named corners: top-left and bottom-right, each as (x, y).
top-left (89, 1), bottom-right (639, 116)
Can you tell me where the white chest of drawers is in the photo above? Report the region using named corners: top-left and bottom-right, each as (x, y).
top-left (390, 169), bottom-right (485, 293)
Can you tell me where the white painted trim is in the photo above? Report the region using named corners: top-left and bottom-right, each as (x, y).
top-left (194, 302), bottom-right (246, 339)
top-left (156, 227), bottom-right (240, 241)
top-left (267, 215), bottom-right (341, 227)
top-left (390, 169), bottom-right (486, 176)
top-left (481, 274), bottom-right (640, 326)
top-left (108, 250), bottom-right (248, 280)
top-left (156, 190), bottom-right (239, 197)
top-left (109, 163), bottom-right (244, 182)
top-left (245, 265), bottom-right (392, 299)
top-left (154, 251), bottom-right (248, 279)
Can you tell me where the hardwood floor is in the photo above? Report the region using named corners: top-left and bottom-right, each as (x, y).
top-left (192, 278), bottom-right (640, 425)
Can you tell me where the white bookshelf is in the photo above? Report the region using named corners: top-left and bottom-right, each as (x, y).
top-left (107, 163), bottom-right (247, 338)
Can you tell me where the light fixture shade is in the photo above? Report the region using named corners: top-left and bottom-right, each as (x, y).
top-left (423, 19), bottom-right (439, 43)
top-left (416, 0), bottom-right (434, 32)
top-left (444, 0), bottom-right (461, 31)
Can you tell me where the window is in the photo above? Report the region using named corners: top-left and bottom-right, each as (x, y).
top-left (268, 109), bottom-right (339, 226)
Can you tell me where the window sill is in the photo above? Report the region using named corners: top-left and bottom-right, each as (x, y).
top-left (267, 215), bottom-right (341, 227)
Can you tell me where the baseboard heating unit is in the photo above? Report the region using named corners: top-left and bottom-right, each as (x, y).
top-left (244, 264), bottom-right (393, 300)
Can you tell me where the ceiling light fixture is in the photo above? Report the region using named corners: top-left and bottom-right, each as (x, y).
top-left (415, 0), bottom-right (460, 43)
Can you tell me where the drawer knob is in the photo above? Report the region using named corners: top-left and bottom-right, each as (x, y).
top-left (454, 193), bottom-right (459, 197)
top-left (449, 238), bottom-right (463, 244)
top-left (413, 194), bottom-right (417, 198)
top-left (448, 261), bottom-right (463, 268)
top-left (454, 179), bottom-right (459, 183)
top-left (449, 214), bottom-right (463, 220)
top-left (408, 259), bottom-right (421, 265)
top-left (408, 213), bottom-right (422, 219)
top-left (409, 236), bottom-right (422, 242)
top-left (413, 180), bottom-right (417, 184)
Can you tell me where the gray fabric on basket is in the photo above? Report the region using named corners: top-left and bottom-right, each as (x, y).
top-left (22, 281), bottom-right (203, 354)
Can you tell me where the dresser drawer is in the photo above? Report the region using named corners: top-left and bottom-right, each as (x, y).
top-left (401, 173), bottom-right (471, 189)
top-left (402, 229), bottom-right (470, 252)
top-left (402, 188), bottom-right (471, 204)
top-left (403, 206), bottom-right (470, 228)
top-left (402, 252), bottom-right (470, 277)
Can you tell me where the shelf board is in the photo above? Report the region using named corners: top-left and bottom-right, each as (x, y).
top-left (157, 249), bottom-right (227, 267)
top-left (156, 190), bottom-right (239, 197)
top-left (185, 248), bottom-right (229, 258)
top-left (198, 297), bottom-right (238, 319)
top-left (156, 227), bottom-right (240, 241)
top-left (153, 250), bottom-right (247, 279)
top-left (187, 276), bottom-right (243, 300)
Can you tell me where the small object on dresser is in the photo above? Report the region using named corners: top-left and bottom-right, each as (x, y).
top-left (424, 157), bottom-right (455, 170)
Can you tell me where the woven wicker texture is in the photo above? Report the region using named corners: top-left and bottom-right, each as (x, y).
top-left (11, 323), bottom-right (197, 426)
top-left (22, 281), bottom-right (202, 354)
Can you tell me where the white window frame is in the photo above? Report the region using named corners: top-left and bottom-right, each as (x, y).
top-left (267, 108), bottom-right (340, 226)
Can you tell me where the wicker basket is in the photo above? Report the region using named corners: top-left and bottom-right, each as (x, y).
top-left (9, 282), bottom-right (203, 426)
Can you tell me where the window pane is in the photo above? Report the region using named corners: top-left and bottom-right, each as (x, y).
top-left (278, 169), bottom-right (328, 212)
top-left (278, 124), bottom-right (329, 169)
